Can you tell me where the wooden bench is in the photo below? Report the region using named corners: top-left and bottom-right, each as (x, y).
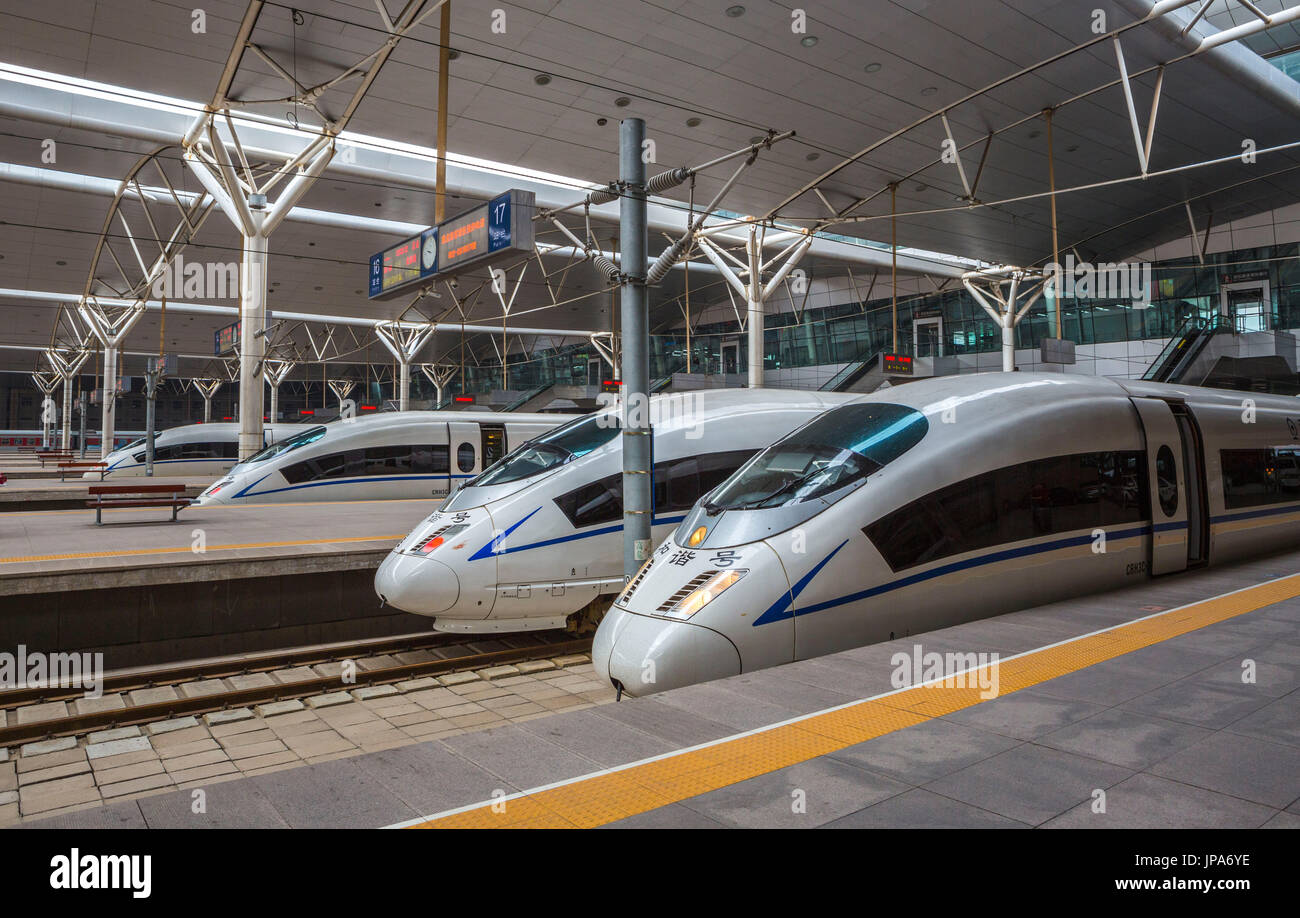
top-left (86, 484), bottom-right (190, 525)
top-left (58, 461), bottom-right (108, 482)
top-left (36, 450), bottom-right (75, 467)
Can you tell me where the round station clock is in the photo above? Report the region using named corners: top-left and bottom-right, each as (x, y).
top-left (422, 232), bottom-right (438, 270)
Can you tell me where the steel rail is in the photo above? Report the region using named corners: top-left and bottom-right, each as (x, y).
top-left (0, 636), bottom-right (593, 747)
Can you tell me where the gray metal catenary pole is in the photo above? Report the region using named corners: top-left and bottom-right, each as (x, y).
top-left (619, 117), bottom-right (652, 581)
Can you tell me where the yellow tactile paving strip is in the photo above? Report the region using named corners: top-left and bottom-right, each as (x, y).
top-left (0, 534), bottom-right (406, 565)
top-left (407, 571), bottom-right (1300, 829)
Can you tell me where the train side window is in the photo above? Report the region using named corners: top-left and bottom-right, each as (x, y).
top-left (554, 472), bottom-right (622, 528)
top-left (221, 440), bottom-right (240, 458)
top-left (1155, 445), bottom-right (1178, 517)
top-left (1221, 448), bottom-right (1297, 509)
top-left (866, 450), bottom-right (1147, 572)
top-left (457, 443), bottom-right (476, 473)
top-left (411, 445), bottom-right (450, 475)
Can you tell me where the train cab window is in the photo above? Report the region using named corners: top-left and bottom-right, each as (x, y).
top-left (457, 443), bottom-right (476, 473)
top-left (246, 426), bottom-right (327, 463)
top-left (652, 450), bottom-right (756, 513)
top-left (865, 450), bottom-right (1148, 572)
top-left (1155, 445), bottom-right (1178, 517)
top-left (705, 403), bottom-right (927, 512)
top-left (554, 472), bottom-right (622, 529)
top-left (471, 413), bottom-right (621, 487)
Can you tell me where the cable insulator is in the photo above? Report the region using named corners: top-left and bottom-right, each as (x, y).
top-left (645, 167), bottom-right (690, 195)
top-left (645, 237), bottom-right (687, 285)
top-left (585, 183), bottom-right (619, 206)
top-left (591, 253), bottom-right (620, 283)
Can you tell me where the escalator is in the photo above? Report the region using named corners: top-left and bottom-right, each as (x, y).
top-left (820, 350), bottom-right (884, 392)
top-left (1141, 316), bottom-right (1230, 384)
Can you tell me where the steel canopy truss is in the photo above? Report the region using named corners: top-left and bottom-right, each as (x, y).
top-left (374, 321), bottom-right (435, 411)
top-left (762, 0), bottom-right (1300, 269)
top-left (181, 0), bottom-right (441, 458)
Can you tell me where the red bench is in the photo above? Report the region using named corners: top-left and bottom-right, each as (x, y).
top-left (59, 461), bottom-right (108, 482)
top-left (86, 484), bottom-right (191, 525)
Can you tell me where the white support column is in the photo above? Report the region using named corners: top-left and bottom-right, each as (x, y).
top-left (262, 358), bottom-right (294, 424)
top-left (745, 225), bottom-right (764, 388)
top-left (374, 322), bottom-right (434, 411)
top-left (419, 363), bottom-right (457, 408)
top-left (328, 379), bottom-right (356, 416)
top-left (46, 348), bottom-right (90, 451)
top-left (962, 267), bottom-right (1050, 373)
top-left (32, 372), bottom-right (59, 449)
top-left (194, 378), bottom-right (222, 424)
top-left (78, 300), bottom-right (146, 459)
top-left (237, 232), bottom-right (269, 456)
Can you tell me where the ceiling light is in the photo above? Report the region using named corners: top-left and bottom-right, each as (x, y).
top-left (56, 260), bottom-right (67, 265)
top-left (534, 74), bottom-right (552, 85)
top-left (1067, 144), bottom-right (1080, 152)
top-left (1028, 129), bottom-right (1041, 139)
top-left (864, 62), bottom-right (882, 73)
top-left (800, 36), bottom-right (819, 47)
top-left (806, 152), bottom-right (820, 161)
top-left (686, 117), bottom-right (702, 127)
top-left (726, 5), bottom-right (746, 16)
top-left (914, 183), bottom-right (928, 191)
top-left (447, 49), bottom-right (460, 60)
top-left (596, 117), bottom-right (608, 126)
top-left (920, 86), bottom-right (938, 96)
top-left (615, 96), bottom-right (631, 107)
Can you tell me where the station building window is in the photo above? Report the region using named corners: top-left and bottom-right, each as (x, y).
top-left (865, 451), bottom-right (1148, 572)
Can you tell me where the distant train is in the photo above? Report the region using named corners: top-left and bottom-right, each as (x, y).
top-left (593, 373), bottom-right (1300, 696)
top-left (192, 411), bottom-right (573, 505)
top-left (373, 390), bottom-right (855, 633)
top-left (0, 430), bottom-right (143, 450)
top-left (95, 423), bottom-right (304, 479)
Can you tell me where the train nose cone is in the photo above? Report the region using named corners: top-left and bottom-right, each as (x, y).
top-left (593, 607), bottom-right (741, 697)
top-left (374, 551), bottom-right (461, 616)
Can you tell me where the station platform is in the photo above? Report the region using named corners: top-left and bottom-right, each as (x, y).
top-left (16, 546), bottom-right (1299, 829)
top-left (0, 476), bottom-right (209, 510)
top-left (0, 499), bottom-right (435, 665)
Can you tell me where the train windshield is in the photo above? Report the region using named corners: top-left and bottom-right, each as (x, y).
top-left (704, 403), bottom-right (928, 512)
top-left (471, 413), bottom-right (621, 486)
top-left (244, 426), bottom-right (327, 463)
top-left (119, 437), bottom-right (146, 452)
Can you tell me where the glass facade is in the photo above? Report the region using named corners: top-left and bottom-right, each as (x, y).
top-left (431, 242), bottom-right (1300, 397)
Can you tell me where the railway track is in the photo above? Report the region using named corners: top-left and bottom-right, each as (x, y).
top-left (0, 630), bottom-right (593, 748)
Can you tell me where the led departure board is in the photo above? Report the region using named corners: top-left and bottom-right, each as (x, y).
top-left (214, 320), bottom-right (241, 355)
top-left (882, 353), bottom-right (913, 375)
top-left (368, 189), bottom-right (535, 301)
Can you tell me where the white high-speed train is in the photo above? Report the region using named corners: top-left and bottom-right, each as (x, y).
top-left (373, 389), bottom-right (855, 633)
top-left (193, 411), bottom-right (572, 505)
top-left (593, 372), bottom-right (1300, 696)
top-left (95, 423), bottom-right (305, 478)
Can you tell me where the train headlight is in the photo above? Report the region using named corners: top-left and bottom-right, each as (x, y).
top-left (686, 526), bottom-right (707, 547)
top-left (669, 569), bottom-right (747, 619)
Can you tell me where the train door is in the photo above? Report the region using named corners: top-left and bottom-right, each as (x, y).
top-left (480, 423), bottom-right (506, 470)
top-left (1129, 398), bottom-right (1208, 574)
top-left (446, 420), bottom-right (477, 495)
